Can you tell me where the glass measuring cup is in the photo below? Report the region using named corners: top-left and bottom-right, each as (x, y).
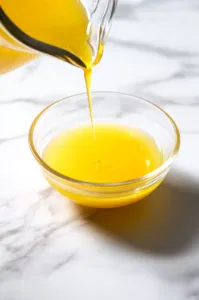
top-left (0, 0), bottom-right (118, 73)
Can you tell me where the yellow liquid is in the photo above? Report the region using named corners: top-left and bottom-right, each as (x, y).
top-left (43, 124), bottom-right (163, 208)
top-left (0, 44), bottom-right (36, 75)
top-left (1, 0), bottom-right (163, 208)
top-left (1, 0), bottom-right (98, 134)
top-left (1, 0), bottom-right (99, 132)
top-left (0, 0), bottom-right (93, 73)
top-left (84, 68), bottom-right (96, 139)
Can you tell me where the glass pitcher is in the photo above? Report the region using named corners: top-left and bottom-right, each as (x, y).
top-left (0, 0), bottom-right (117, 75)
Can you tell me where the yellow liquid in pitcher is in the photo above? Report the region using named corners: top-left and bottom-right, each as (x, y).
top-left (1, 0), bottom-right (101, 127)
top-left (0, 45), bottom-right (36, 75)
top-left (43, 124), bottom-right (163, 207)
top-left (1, 0), bottom-right (98, 134)
top-left (0, 0), bottom-right (93, 73)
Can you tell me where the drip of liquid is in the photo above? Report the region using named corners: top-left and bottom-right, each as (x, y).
top-left (83, 42), bottom-right (104, 140)
top-left (83, 41), bottom-right (105, 139)
top-left (84, 68), bottom-right (96, 140)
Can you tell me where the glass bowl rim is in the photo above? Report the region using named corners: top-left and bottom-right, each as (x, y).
top-left (28, 91), bottom-right (181, 187)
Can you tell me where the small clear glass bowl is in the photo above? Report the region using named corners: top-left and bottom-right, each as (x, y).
top-left (29, 92), bottom-right (180, 208)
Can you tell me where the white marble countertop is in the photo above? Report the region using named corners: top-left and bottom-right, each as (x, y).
top-left (1, 0), bottom-right (199, 299)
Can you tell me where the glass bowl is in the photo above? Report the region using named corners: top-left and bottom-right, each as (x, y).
top-left (29, 92), bottom-right (180, 208)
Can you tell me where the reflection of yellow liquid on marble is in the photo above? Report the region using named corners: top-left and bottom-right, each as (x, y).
top-left (43, 124), bottom-right (163, 208)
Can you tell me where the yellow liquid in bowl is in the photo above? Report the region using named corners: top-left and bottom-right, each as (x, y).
top-left (43, 124), bottom-right (163, 208)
